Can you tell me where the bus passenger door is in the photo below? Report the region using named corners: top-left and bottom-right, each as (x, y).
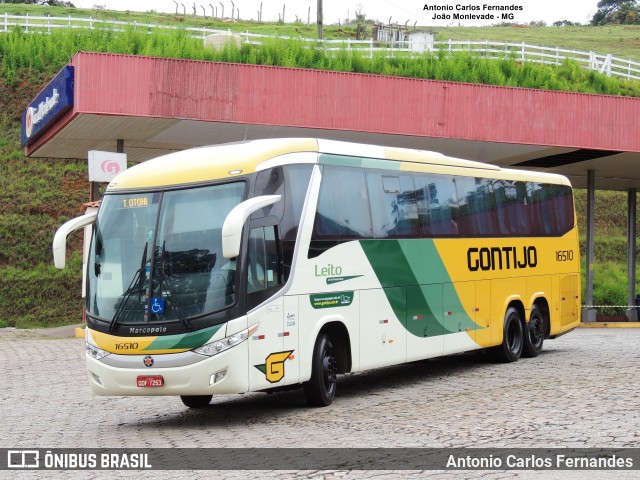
top-left (406, 284), bottom-right (444, 362)
top-left (246, 223), bottom-right (287, 391)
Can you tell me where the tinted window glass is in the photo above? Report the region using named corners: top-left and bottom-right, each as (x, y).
top-left (367, 171), bottom-right (419, 238)
top-left (308, 160), bottom-right (573, 248)
top-left (254, 164), bottom-right (313, 280)
top-left (247, 225), bottom-right (281, 293)
top-left (310, 166), bottom-right (372, 258)
top-left (313, 166), bottom-right (372, 240)
top-left (551, 185), bottom-right (574, 235)
top-left (153, 183), bottom-right (244, 319)
top-left (530, 183), bottom-right (558, 235)
top-left (494, 180), bottom-right (532, 235)
top-left (415, 174), bottom-right (458, 236)
top-left (455, 177), bottom-right (498, 236)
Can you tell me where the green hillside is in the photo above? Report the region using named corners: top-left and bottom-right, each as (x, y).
top-left (2, 3), bottom-right (640, 62)
top-left (1, 5), bottom-right (639, 328)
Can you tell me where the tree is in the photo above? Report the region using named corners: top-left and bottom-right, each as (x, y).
top-left (591, 0), bottom-right (640, 25)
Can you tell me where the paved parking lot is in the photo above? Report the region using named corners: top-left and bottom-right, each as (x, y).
top-left (1, 326), bottom-right (639, 479)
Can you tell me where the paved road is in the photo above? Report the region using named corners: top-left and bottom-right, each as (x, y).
top-left (1, 327), bottom-right (639, 479)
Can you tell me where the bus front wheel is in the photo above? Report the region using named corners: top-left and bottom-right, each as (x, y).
top-left (180, 395), bottom-right (212, 408)
top-left (492, 306), bottom-right (523, 363)
top-left (303, 333), bottom-right (337, 407)
top-left (522, 306), bottom-right (545, 358)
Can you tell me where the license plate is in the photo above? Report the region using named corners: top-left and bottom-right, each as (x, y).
top-left (136, 375), bottom-right (164, 388)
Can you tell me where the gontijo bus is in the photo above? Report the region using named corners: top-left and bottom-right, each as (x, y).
top-left (53, 138), bottom-right (581, 408)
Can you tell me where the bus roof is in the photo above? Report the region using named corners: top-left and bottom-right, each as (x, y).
top-left (106, 138), bottom-right (571, 191)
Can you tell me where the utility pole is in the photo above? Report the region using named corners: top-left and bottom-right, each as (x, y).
top-left (317, 0), bottom-right (323, 39)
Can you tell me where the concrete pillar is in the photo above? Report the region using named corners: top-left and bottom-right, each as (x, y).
top-left (582, 169), bottom-right (596, 323)
top-left (627, 188), bottom-right (637, 322)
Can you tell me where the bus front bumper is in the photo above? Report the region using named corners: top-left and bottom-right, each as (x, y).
top-left (86, 342), bottom-right (249, 396)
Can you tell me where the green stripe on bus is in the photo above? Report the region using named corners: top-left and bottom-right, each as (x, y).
top-left (360, 239), bottom-right (480, 337)
top-left (144, 324), bottom-right (223, 351)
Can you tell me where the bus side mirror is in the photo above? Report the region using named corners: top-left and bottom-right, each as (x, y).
top-left (52, 211), bottom-right (97, 269)
top-left (222, 195), bottom-right (281, 259)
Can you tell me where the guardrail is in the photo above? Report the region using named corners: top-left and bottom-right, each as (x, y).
top-left (2, 13), bottom-right (639, 81)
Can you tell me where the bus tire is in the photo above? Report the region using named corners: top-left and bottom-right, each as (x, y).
top-left (180, 395), bottom-right (212, 408)
top-left (303, 333), bottom-right (337, 407)
top-left (522, 306), bottom-right (544, 358)
top-left (492, 306), bottom-right (523, 363)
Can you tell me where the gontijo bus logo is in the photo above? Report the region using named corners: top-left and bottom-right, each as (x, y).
top-left (467, 246), bottom-right (538, 271)
top-left (21, 66), bottom-right (74, 146)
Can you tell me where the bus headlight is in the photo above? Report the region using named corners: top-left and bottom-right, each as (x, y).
top-left (193, 323), bottom-right (259, 357)
top-left (86, 342), bottom-right (110, 360)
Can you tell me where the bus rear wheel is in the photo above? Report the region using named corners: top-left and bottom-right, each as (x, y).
top-left (180, 395), bottom-right (212, 408)
top-left (522, 306), bottom-right (545, 358)
top-left (303, 333), bottom-right (337, 407)
top-left (492, 306), bottom-right (523, 363)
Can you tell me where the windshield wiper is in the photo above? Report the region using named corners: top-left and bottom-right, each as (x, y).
top-left (155, 241), bottom-right (192, 331)
top-left (109, 242), bottom-right (148, 332)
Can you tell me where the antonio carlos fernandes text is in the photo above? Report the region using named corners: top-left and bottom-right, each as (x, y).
top-left (446, 454), bottom-right (634, 469)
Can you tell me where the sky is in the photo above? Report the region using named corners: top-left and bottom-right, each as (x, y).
top-left (70, 0), bottom-right (601, 27)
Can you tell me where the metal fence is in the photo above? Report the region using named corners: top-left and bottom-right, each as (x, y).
top-left (2, 13), bottom-right (639, 81)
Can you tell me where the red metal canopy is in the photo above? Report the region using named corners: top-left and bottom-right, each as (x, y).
top-left (24, 51), bottom-right (640, 190)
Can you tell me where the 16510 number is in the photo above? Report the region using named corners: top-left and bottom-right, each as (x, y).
top-left (555, 250), bottom-right (574, 262)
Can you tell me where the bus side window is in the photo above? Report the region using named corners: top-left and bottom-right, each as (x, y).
top-left (310, 165), bottom-right (372, 257)
top-left (247, 225), bottom-right (281, 294)
top-left (495, 180), bottom-right (532, 236)
top-left (415, 174), bottom-right (459, 237)
top-left (455, 176), bottom-right (498, 236)
top-left (552, 185), bottom-right (574, 235)
top-left (530, 183), bottom-right (557, 235)
top-left (367, 171), bottom-right (419, 238)
top-left (254, 164), bottom-right (313, 281)
top-left (253, 167), bottom-right (285, 219)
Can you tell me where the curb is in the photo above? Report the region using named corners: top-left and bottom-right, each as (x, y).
top-left (31, 324), bottom-right (85, 338)
top-left (578, 322), bottom-right (640, 328)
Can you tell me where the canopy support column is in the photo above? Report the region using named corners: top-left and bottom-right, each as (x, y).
top-left (583, 169), bottom-right (596, 323)
top-left (627, 188), bottom-right (637, 322)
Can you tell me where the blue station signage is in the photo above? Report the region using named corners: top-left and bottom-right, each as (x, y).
top-left (21, 65), bottom-right (74, 146)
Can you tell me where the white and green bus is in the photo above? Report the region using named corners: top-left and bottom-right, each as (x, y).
top-left (53, 138), bottom-right (581, 408)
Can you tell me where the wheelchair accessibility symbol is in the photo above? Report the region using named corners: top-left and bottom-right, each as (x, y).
top-left (151, 297), bottom-right (165, 314)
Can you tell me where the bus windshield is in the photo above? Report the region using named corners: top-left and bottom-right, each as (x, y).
top-left (87, 182), bottom-right (246, 325)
